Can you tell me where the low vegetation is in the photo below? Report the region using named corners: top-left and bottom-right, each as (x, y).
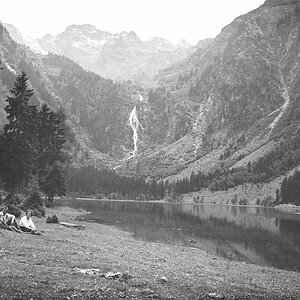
top-left (0, 207), bottom-right (299, 299)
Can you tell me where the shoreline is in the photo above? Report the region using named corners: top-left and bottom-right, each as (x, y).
top-left (65, 197), bottom-right (300, 211)
top-left (0, 206), bottom-right (299, 299)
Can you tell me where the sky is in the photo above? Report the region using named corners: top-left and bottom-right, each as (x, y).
top-left (0, 0), bottom-right (265, 45)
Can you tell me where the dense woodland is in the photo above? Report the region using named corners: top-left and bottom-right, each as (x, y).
top-left (67, 166), bottom-right (165, 200)
top-left (0, 71), bottom-right (70, 213)
top-left (1, 70), bottom-right (298, 206)
top-left (0, 16), bottom-right (299, 206)
top-left (17, 55), bottom-right (132, 155)
top-left (280, 170), bottom-right (300, 206)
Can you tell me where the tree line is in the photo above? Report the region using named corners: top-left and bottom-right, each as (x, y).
top-left (0, 71), bottom-right (69, 207)
top-left (67, 166), bottom-right (166, 200)
top-left (280, 170), bottom-right (300, 206)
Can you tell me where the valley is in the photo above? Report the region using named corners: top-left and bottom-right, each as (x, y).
top-left (0, 0), bottom-right (300, 206)
top-left (0, 1), bottom-right (300, 299)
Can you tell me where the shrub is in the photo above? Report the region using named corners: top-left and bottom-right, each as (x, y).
top-left (46, 214), bottom-right (59, 223)
top-left (21, 178), bottom-right (45, 217)
top-left (6, 204), bottom-right (22, 218)
top-left (239, 198), bottom-right (248, 205)
top-left (261, 195), bottom-right (274, 207)
top-left (4, 194), bottom-right (24, 205)
top-left (231, 194), bottom-right (238, 205)
top-left (137, 193), bottom-right (146, 201)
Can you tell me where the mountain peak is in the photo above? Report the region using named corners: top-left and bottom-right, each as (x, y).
top-left (176, 39), bottom-right (191, 49)
top-left (147, 37), bottom-right (174, 51)
top-left (65, 24), bottom-right (97, 32)
top-left (128, 30), bottom-right (137, 36)
top-left (127, 30), bottom-right (141, 41)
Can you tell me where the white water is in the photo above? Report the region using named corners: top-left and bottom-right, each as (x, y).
top-left (4, 62), bottom-right (17, 75)
top-left (128, 106), bottom-right (142, 159)
top-left (138, 93), bottom-right (144, 102)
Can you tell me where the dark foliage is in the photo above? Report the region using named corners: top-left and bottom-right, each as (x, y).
top-left (20, 179), bottom-right (45, 217)
top-left (6, 204), bottom-right (22, 218)
top-left (46, 214), bottom-right (59, 223)
top-left (0, 71), bottom-right (70, 209)
top-left (67, 166), bottom-right (165, 200)
top-left (0, 72), bottom-right (37, 193)
top-left (280, 170), bottom-right (300, 205)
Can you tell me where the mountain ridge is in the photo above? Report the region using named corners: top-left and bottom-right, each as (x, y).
top-left (3, 23), bottom-right (194, 84)
top-left (1, 0), bottom-right (299, 205)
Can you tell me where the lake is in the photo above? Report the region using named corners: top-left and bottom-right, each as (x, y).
top-left (60, 199), bottom-right (300, 272)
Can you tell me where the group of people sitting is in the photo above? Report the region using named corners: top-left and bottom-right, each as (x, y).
top-left (0, 206), bottom-right (39, 234)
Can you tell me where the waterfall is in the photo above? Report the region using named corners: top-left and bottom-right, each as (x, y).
top-left (128, 106), bottom-right (142, 159)
top-left (138, 93), bottom-right (144, 101)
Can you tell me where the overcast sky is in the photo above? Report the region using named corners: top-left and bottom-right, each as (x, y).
top-left (0, 0), bottom-right (265, 45)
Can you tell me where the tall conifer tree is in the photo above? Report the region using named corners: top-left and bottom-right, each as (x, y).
top-left (0, 72), bottom-right (37, 193)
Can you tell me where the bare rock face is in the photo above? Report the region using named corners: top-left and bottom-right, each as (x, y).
top-left (1, 0), bottom-right (299, 179)
top-left (36, 25), bottom-right (192, 83)
top-left (133, 0), bottom-right (300, 177)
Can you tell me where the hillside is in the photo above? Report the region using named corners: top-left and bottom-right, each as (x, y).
top-left (1, 0), bottom-right (300, 204)
top-left (0, 23), bottom-right (136, 169)
top-left (115, 0), bottom-right (300, 192)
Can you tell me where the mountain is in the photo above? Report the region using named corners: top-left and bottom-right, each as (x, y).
top-left (1, 0), bottom-right (299, 205)
top-left (3, 23), bottom-right (46, 54)
top-left (147, 37), bottom-right (175, 51)
top-left (176, 39), bottom-right (191, 49)
top-left (36, 25), bottom-right (192, 84)
top-left (38, 24), bottom-right (112, 70)
top-left (116, 0), bottom-right (300, 194)
top-left (3, 23), bottom-right (192, 84)
top-left (0, 22), bottom-right (138, 169)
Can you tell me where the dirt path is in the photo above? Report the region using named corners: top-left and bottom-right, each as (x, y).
top-left (0, 207), bottom-right (299, 299)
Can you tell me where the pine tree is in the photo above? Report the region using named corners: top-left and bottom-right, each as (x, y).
top-left (0, 72), bottom-right (37, 193)
top-left (37, 105), bottom-right (69, 202)
top-left (42, 166), bottom-right (66, 206)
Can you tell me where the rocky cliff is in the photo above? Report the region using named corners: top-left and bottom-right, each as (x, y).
top-left (1, 0), bottom-right (299, 192)
top-left (121, 0), bottom-right (300, 180)
top-left (27, 25), bottom-right (192, 84)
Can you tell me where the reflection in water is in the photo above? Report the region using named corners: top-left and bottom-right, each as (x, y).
top-left (61, 199), bottom-right (300, 272)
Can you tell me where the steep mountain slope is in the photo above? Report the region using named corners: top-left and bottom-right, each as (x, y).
top-left (3, 23), bottom-right (192, 85)
top-left (3, 23), bottom-right (46, 54)
top-left (38, 25), bottom-right (112, 72)
top-left (37, 26), bottom-right (192, 84)
top-left (120, 0), bottom-right (300, 182)
top-left (0, 23), bottom-right (139, 168)
top-left (1, 0), bottom-right (299, 203)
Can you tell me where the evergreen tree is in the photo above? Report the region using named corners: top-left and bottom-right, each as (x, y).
top-left (37, 105), bottom-right (69, 202)
top-left (0, 72), bottom-right (37, 193)
top-left (42, 166), bottom-right (67, 206)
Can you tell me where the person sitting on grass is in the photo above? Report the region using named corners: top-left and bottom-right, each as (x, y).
top-left (19, 210), bottom-right (39, 234)
top-left (0, 206), bottom-right (21, 232)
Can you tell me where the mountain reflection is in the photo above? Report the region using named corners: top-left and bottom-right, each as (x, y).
top-left (62, 199), bottom-right (300, 272)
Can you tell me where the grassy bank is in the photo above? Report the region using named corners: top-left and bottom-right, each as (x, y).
top-left (0, 207), bottom-right (299, 299)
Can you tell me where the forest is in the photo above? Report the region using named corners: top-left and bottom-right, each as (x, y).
top-left (0, 71), bottom-right (70, 215)
top-left (0, 61), bottom-right (298, 207)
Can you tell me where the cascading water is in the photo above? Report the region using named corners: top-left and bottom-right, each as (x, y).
top-left (128, 106), bottom-right (142, 159)
top-left (138, 93), bottom-right (144, 102)
top-left (113, 99), bottom-right (143, 170)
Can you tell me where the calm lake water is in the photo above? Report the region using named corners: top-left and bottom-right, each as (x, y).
top-left (60, 199), bottom-right (300, 272)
